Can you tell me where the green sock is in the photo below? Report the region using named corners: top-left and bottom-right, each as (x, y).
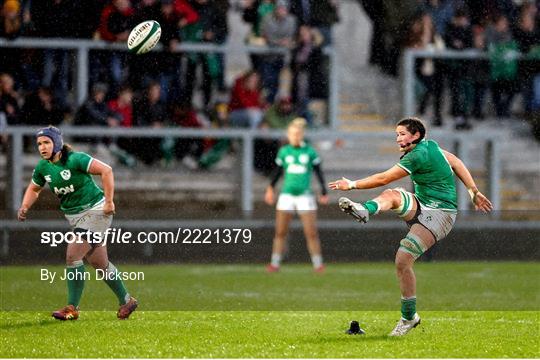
top-left (363, 200), bottom-right (379, 215)
top-left (103, 262), bottom-right (129, 305)
top-left (66, 262), bottom-right (85, 307)
top-left (401, 297), bottom-right (417, 320)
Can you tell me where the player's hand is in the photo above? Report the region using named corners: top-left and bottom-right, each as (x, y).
top-left (103, 201), bottom-right (115, 216)
top-left (318, 194), bottom-right (329, 205)
top-left (264, 187), bottom-right (274, 205)
top-left (473, 191), bottom-right (493, 213)
top-left (328, 177), bottom-right (355, 191)
top-left (17, 207), bottom-right (28, 221)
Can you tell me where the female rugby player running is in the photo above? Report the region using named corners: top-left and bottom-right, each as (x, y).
top-left (265, 118), bottom-right (328, 273)
top-left (329, 117), bottom-right (492, 336)
top-left (17, 126), bottom-right (138, 320)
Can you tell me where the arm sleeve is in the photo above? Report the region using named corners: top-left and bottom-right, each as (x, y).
top-left (397, 151), bottom-right (424, 174)
top-left (313, 164), bottom-right (327, 195)
top-left (31, 168), bottom-right (45, 187)
top-left (269, 165), bottom-right (283, 188)
top-left (72, 152), bottom-right (94, 173)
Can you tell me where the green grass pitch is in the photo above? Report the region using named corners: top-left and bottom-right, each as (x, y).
top-left (1, 262), bottom-right (539, 358)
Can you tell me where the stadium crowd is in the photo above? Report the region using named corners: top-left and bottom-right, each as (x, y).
top-left (0, 0), bottom-right (338, 171)
top-left (362, 0), bottom-right (540, 131)
top-left (2, 0), bottom-right (540, 168)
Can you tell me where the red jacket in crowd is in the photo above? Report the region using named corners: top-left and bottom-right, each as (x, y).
top-left (229, 76), bottom-right (263, 112)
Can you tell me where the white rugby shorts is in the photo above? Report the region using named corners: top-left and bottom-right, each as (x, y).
top-left (276, 193), bottom-right (317, 212)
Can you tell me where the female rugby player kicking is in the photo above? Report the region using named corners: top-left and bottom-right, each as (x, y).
top-left (329, 117), bottom-right (492, 336)
top-left (18, 126), bottom-right (138, 320)
top-left (265, 118), bottom-right (328, 273)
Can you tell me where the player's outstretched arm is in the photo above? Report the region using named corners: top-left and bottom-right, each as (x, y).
top-left (443, 150), bottom-right (493, 213)
top-left (328, 165), bottom-right (408, 191)
top-left (18, 182), bottom-right (42, 221)
top-left (88, 158), bottom-right (115, 215)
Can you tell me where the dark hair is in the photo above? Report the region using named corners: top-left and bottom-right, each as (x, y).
top-left (454, 7), bottom-right (469, 19)
top-left (60, 144), bottom-right (73, 164)
top-left (396, 117), bottom-right (426, 143)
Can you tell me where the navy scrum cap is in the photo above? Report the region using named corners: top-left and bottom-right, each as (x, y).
top-left (36, 126), bottom-right (63, 154)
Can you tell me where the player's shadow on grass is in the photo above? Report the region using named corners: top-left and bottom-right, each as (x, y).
top-left (0, 318), bottom-right (62, 330)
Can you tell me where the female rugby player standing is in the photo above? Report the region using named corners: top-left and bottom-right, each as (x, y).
top-left (265, 118), bottom-right (328, 273)
top-left (17, 126), bottom-right (138, 320)
top-left (329, 117), bottom-right (492, 336)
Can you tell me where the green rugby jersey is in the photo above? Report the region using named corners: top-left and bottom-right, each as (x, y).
top-left (275, 142), bottom-right (320, 196)
top-left (396, 139), bottom-right (457, 211)
top-left (31, 152), bottom-right (104, 215)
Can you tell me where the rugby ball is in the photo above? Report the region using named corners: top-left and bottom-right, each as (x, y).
top-left (127, 20), bottom-right (161, 55)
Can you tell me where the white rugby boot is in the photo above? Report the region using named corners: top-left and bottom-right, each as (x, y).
top-left (338, 197), bottom-right (369, 223)
top-left (389, 313), bottom-right (421, 336)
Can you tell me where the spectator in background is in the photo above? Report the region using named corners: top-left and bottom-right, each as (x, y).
top-left (31, 0), bottom-right (76, 109)
top-left (107, 85), bottom-right (134, 128)
top-left (420, 0), bottom-right (458, 38)
top-left (108, 85), bottom-right (140, 164)
top-left (170, 101), bottom-right (205, 169)
top-left (242, 0), bottom-right (275, 70)
top-left (73, 82), bottom-right (120, 144)
top-left (263, 95), bottom-right (297, 129)
top-left (290, 0), bottom-right (339, 46)
top-left (228, 70), bottom-right (265, 128)
top-left (470, 25), bottom-right (490, 119)
top-left (291, 25), bottom-right (324, 124)
top-left (132, 81), bottom-right (168, 165)
top-left (0, 72), bottom-right (20, 149)
top-left (0, 73), bottom-right (22, 126)
top-left (20, 86), bottom-right (64, 151)
top-left (513, 3), bottom-right (540, 114)
top-left (359, 0), bottom-right (385, 68)
top-left (212, 0), bottom-right (230, 91)
top-left (260, 1), bottom-right (297, 103)
top-left (154, 0), bottom-right (196, 103)
top-left (486, 14), bottom-right (517, 118)
top-left (21, 86), bottom-right (64, 126)
top-left (255, 96), bottom-right (297, 175)
top-left (405, 12), bottom-right (445, 127)
top-left (444, 7), bottom-right (473, 129)
top-left (198, 101), bottom-right (231, 170)
top-left (95, 0), bottom-right (136, 96)
top-left (183, 0), bottom-right (220, 109)
top-left (74, 83), bottom-right (119, 128)
top-left (1, 0), bottom-right (22, 39)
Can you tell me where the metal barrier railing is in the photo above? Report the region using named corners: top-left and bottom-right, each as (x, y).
top-left (3, 126), bottom-right (502, 214)
top-left (0, 37), bottom-right (339, 129)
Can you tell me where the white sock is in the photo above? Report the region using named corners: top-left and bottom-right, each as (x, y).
top-left (270, 253), bottom-right (282, 267)
top-left (311, 254), bottom-right (323, 268)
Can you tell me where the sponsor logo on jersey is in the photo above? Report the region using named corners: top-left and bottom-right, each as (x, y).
top-left (285, 155), bottom-right (294, 164)
top-left (60, 170), bottom-right (71, 180)
top-left (44, 175), bottom-right (52, 183)
top-left (54, 184), bottom-right (75, 195)
top-left (287, 164), bottom-right (307, 174)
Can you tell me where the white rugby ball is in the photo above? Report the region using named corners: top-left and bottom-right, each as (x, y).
top-left (127, 20), bottom-right (161, 55)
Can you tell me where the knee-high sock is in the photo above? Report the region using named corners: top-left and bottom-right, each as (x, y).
top-left (401, 296), bottom-right (417, 320)
top-left (102, 262), bottom-right (129, 305)
top-left (66, 260), bottom-right (85, 307)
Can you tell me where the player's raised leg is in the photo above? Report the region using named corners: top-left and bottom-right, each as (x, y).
top-left (267, 210), bottom-right (294, 272)
top-left (339, 188), bottom-right (404, 223)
